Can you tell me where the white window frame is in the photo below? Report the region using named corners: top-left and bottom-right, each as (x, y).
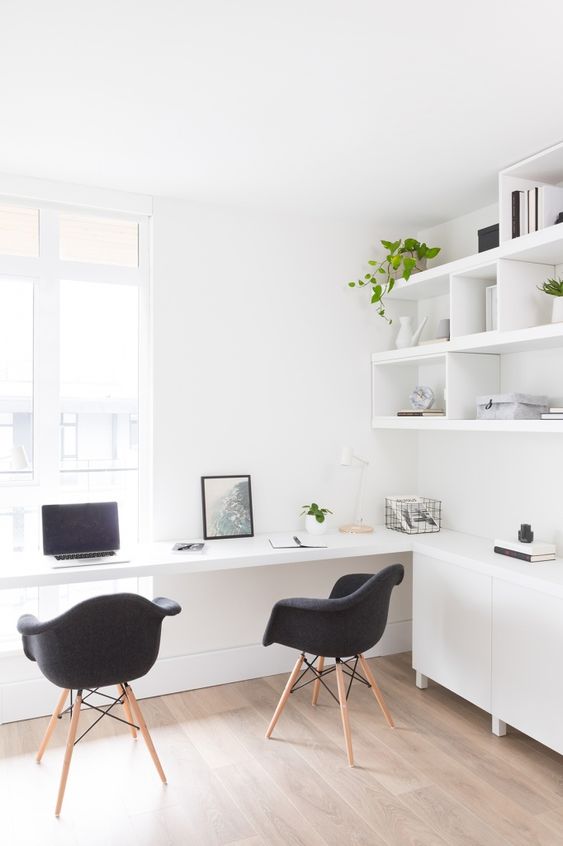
top-left (0, 197), bottom-right (152, 543)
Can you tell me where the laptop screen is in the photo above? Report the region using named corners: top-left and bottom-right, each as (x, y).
top-left (42, 502), bottom-right (120, 555)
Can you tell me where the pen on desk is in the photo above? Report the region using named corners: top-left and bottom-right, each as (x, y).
top-left (293, 536), bottom-right (303, 547)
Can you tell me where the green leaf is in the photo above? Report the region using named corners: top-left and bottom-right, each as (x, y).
top-left (403, 268), bottom-right (412, 281)
top-left (403, 257), bottom-right (416, 272)
top-left (388, 278), bottom-right (395, 292)
top-left (417, 244), bottom-right (428, 259)
top-left (315, 513), bottom-right (324, 523)
top-left (380, 239), bottom-right (393, 250)
top-left (403, 237), bottom-right (418, 252)
top-left (378, 266), bottom-right (386, 273)
top-left (371, 284), bottom-right (382, 303)
top-left (364, 273), bottom-right (371, 280)
top-left (348, 282), bottom-right (356, 287)
top-left (425, 246), bottom-right (441, 259)
top-left (390, 255), bottom-right (402, 270)
top-left (368, 260), bottom-right (377, 266)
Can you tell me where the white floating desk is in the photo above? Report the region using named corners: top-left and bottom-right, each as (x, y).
top-left (2, 527), bottom-right (562, 600)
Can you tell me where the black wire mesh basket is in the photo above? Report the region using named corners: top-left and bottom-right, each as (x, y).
top-left (385, 496), bottom-right (441, 534)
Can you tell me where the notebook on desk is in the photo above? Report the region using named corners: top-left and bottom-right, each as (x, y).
top-left (269, 535), bottom-right (328, 549)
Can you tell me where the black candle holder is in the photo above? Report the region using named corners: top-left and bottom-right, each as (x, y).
top-left (518, 523), bottom-right (534, 543)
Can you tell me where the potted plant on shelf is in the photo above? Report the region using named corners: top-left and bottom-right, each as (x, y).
top-left (538, 276), bottom-right (563, 323)
top-left (301, 503), bottom-right (333, 535)
top-left (348, 238), bottom-right (441, 323)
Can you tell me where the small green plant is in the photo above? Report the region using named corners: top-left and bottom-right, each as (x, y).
top-left (348, 238), bottom-right (441, 323)
top-left (301, 503), bottom-right (333, 524)
top-left (538, 276), bottom-right (563, 296)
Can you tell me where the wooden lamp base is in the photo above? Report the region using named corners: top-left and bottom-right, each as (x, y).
top-left (339, 523), bottom-right (374, 534)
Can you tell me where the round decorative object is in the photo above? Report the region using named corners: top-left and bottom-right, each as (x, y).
top-left (409, 385), bottom-right (435, 410)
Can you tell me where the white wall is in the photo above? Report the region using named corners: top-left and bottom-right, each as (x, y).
top-left (417, 204), bottom-right (563, 551)
top-left (148, 198), bottom-right (417, 684)
top-left (151, 197), bottom-right (417, 539)
top-left (417, 201), bottom-right (499, 264)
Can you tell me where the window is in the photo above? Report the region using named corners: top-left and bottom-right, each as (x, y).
top-left (0, 202), bottom-right (148, 648)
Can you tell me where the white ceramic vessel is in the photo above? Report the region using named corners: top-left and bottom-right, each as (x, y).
top-left (305, 514), bottom-right (328, 535)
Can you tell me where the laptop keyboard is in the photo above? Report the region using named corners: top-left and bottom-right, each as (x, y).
top-left (54, 551), bottom-right (117, 561)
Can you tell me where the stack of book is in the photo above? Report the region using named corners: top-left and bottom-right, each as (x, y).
top-left (512, 185), bottom-right (563, 238)
top-left (541, 406), bottom-right (563, 420)
top-left (494, 538), bottom-right (556, 563)
top-left (396, 409), bottom-right (445, 417)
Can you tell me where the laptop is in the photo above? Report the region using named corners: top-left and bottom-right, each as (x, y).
top-left (42, 501), bottom-right (129, 568)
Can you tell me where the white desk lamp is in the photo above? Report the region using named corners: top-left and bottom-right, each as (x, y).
top-left (1, 446), bottom-right (30, 471)
top-left (339, 446), bottom-right (373, 534)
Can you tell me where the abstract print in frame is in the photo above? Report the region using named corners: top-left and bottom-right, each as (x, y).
top-left (201, 475), bottom-right (254, 540)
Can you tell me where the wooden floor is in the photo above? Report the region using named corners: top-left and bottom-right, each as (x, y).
top-left (2, 652), bottom-right (563, 845)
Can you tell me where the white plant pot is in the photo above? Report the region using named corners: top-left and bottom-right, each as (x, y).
top-left (305, 514), bottom-right (328, 535)
top-left (552, 297), bottom-right (563, 323)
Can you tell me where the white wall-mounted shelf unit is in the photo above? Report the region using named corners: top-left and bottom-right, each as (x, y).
top-left (372, 141), bottom-right (563, 432)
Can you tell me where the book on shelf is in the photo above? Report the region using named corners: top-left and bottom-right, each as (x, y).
top-left (494, 546), bottom-right (555, 563)
top-left (511, 190), bottom-right (527, 238)
top-left (485, 285), bottom-right (497, 331)
top-left (528, 187), bottom-right (538, 233)
top-left (494, 538), bottom-right (556, 557)
top-left (418, 337), bottom-right (448, 346)
top-left (548, 407), bottom-right (563, 413)
top-left (397, 409), bottom-right (445, 417)
top-left (541, 413), bottom-right (563, 419)
top-left (520, 184), bottom-right (563, 234)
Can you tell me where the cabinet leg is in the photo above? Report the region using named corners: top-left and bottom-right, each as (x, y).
top-left (492, 716), bottom-right (507, 737)
top-left (415, 671), bottom-right (428, 690)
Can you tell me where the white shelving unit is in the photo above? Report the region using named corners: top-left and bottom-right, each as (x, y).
top-left (372, 141), bottom-right (563, 432)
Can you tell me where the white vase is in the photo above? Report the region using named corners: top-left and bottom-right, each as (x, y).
top-left (552, 298), bottom-right (563, 323)
top-left (305, 514), bottom-right (328, 535)
top-left (395, 316), bottom-right (413, 348)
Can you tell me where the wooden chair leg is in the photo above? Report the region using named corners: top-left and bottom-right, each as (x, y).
top-left (36, 688), bottom-right (69, 763)
top-left (358, 654), bottom-right (395, 728)
top-left (265, 654), bottom-right (304, 739)
top-left (311, 656), bottom-right (324, 705)
top-left (124, 685), bottom-right (167, 784)
top-left (118, 684), bottom-right (137, 739)
top-left (55, 690), bottom-right (82, 817)
top-left (335, 661), bottom-right (354, 766)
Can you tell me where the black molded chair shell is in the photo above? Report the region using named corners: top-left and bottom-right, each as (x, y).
top-left (262, 564), bottom-right (404, 658)
top-left (17, 593), bottom-right (181, 690)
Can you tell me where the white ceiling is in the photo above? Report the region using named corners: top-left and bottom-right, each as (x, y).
top-left (1, 0), bottom-right (563, 228)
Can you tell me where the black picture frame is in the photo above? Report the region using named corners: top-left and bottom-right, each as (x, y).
top-left (201, 475), bottom-right (254, 540)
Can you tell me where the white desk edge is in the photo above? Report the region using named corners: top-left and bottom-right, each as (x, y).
top-left (2, 527), bottom-right (563, 599)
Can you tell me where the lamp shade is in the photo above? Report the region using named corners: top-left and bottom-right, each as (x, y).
top-left (340, 446), bottom-right (354, 466)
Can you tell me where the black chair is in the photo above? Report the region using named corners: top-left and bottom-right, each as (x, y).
top-left (262, 565), bottom-right (404, 766)
top-left (17, 592), bottom-right (181, 816)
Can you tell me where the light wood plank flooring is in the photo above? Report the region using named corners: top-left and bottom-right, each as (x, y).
top-left (2, 652), bottom-right (563, 845)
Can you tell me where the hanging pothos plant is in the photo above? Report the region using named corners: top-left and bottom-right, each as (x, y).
top-left (348, 238), bottom-right (440, 323)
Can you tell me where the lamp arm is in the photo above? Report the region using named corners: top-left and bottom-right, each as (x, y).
top-left (354, 462), bottom-right (368, 525)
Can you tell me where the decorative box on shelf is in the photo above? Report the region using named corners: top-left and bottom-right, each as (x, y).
top-left (385, 496), bottom-right (441, 535)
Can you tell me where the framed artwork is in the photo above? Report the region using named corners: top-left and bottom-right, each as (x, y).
top-left (201, 475), bottom-right (254, 540)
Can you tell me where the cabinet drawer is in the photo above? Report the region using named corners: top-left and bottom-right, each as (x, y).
top-left (413, 553), bottom-right (492, 711)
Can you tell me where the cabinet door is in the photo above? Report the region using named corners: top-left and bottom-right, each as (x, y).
top-left (413, 554), bottom-right (492, 711)
top-left (492, 579), bottom-right (563, 754)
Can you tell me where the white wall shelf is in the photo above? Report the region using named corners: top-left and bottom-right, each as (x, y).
top-left (373, 142), bottom-right (563, 432)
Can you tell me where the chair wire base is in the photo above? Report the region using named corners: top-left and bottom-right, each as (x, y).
top-left (59, 686), bottom-right (140, 746)
top-left (290, 654), bottom-right (371, 703)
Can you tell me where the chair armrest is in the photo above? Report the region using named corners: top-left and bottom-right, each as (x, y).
top-left (152, 596), bottom-right (182, 616)
top-left (16, 613), bottom-right (44, 636)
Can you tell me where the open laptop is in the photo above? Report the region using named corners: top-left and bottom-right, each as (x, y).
top-left (42, 501), bottom-right (129, 568)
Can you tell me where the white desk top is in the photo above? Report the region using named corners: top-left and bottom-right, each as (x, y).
top-left (1, 528), bottom-right (563, 598)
